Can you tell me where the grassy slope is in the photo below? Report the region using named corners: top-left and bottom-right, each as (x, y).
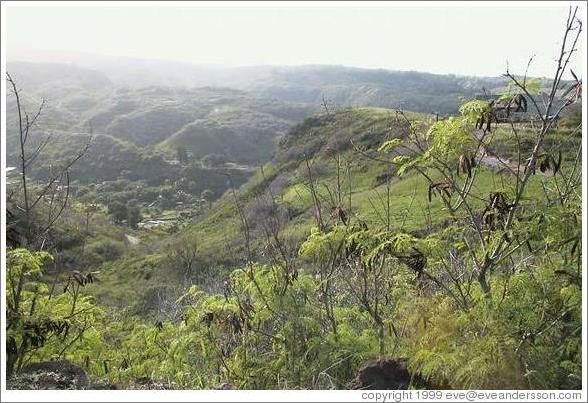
top-left (180, 108), bottom-right (558, 252)
top-left (88, 107), bottom-right (580, 312)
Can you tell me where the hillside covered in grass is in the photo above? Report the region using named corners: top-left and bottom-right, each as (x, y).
top-left (7, 95), bottom-right (583, 389)
top-left (6, 16), bottom-right (583, 388)
top-left (90, 103), bottom-right (581, 308)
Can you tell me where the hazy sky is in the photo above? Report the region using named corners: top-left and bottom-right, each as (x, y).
top-left (5, 5), bottom-right (583, 77)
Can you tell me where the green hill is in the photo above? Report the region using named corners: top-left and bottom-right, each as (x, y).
top-left (8, 101), bottom-right (582, 390)
top-left (90, 106), bottom-right (581, 311)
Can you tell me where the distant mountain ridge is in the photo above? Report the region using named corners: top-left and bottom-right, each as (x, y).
top-left (8, 56), bottom-right (510, 114)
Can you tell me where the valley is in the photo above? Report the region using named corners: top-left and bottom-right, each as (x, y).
top-left (5, 33), bottom-right (583, 391)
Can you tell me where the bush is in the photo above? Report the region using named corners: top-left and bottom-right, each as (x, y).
top-left (85, 238), bottom-right (125, 263)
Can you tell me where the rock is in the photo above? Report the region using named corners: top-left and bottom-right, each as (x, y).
top-left (347, 358), bottom-right (421, 390)
top-left (8, 360), bottom-right (90, 390)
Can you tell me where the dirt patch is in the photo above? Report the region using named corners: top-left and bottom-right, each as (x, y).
top-left (347, 358), bottom-right (427, 390)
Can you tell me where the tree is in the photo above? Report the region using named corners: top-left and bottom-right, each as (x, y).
top-left (375, 7), bottom-right (582, 296)
top-left (176, 146), bottom-right (189, 164)
top-left (80, 203), bottom-right (99, 254)
top-left (201, 189), bottom-right (214, 209)
top-left (201, 153), bottom-right (225, 168)
top-left (107, 200), bottom-right (127, 223)
top-left (6, 73), bottom-right (92, 249)
top-left (169, 238), bottom-right (199, 285)
top-left (126, 202), bottom-right (142, 229)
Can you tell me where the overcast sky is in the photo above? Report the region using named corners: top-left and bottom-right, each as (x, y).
top-left (5, 4), bottom-right (583, 77)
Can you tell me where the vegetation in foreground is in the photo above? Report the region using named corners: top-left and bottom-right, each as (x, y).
top-left (5, 9), bottom-right (583, 390)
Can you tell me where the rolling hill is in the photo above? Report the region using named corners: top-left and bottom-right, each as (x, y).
top-left (88, 105), bottom-right (581, 312)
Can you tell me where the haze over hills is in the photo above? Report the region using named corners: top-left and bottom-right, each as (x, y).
top-left (5, 57), bottom-right (513, 212)
top-left (8, 52), bottom-right (509, 113)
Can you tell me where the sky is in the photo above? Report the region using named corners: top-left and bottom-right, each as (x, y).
top-left (4, 4), bottom-right (583, 77)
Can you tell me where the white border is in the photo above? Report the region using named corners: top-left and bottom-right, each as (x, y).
top-left (1, 1), bottom-right (586, 402)
top-left (0, 1), bottom-right (586, 8)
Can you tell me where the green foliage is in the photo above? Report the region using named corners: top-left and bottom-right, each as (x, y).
top-left (6, 248), bottom-right (103, 377)
top-left (377, 138), bottom-right (403, 153)
top-left (84, 243), bottom-right (124, 268)
top-left (406, 263), bottom-right (581, 389)
top-left (394, 116), bottom-right (475, 176)
top-left (201, 153), bottom-right (226, 168)
top-left (68, 103), bottom-right (584, 390)
top-left (6, 87), bottom-right (581, 390)
top-left (108, 201), bottom-right (128, 224)
top-left (68, 264), bottom-right (378, 389)
top-left (499, 78), bottom-right (543, 101)
top-left (126, 203), bottom-right (142, 230)
top-left (459, 100), bottom-right (492, 124)
top-left (424, 118), bottom-right (476, 163)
